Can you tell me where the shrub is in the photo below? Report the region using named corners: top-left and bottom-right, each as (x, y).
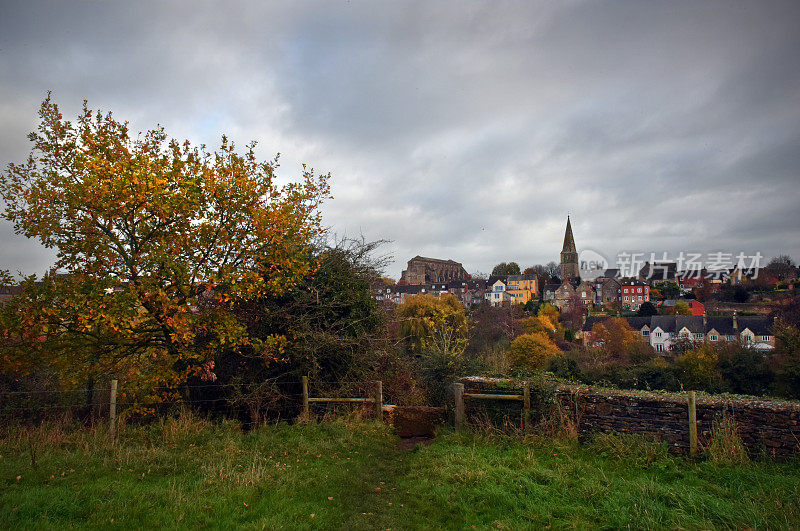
top-left (675, 343), bottom-right (723, 392)
top-left (508, 333), bottom-right (560, 371)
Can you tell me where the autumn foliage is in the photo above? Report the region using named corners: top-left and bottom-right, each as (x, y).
top-left (0, 96), bottom-right (330, 397)
top-left (507, 333), bottom-right (560, 371)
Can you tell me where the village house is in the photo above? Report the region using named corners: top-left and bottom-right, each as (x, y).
top-left (575, 280), bottom-right (596, 306)
top-left (597, 277), bottom-right (621, 305)
top-left (505, 274), bottom-right (538, 305)
top-left (580, 314), bottom-right (775, 353)
top-left (620, 282), bottom-right (650, 311)
top-left (553, 281), bottom-right (576, 311)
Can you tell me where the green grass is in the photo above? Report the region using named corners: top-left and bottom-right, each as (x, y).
top-left (2, 414), bottom-right (800, 529)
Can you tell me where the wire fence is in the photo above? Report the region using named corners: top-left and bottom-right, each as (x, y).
top-left (0, 377), bottom-right (394, 422)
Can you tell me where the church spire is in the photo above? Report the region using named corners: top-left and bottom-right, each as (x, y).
top-left (562, 215), bottom-right (576, 254)
top-left (560, 216), bottom-right (579, 280)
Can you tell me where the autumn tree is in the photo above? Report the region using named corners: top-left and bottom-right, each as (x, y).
top-left (562, 292), bottom-right (587, 330)
top-left (395, 294), bottom-right (473, 404)
top-left (675, 343), bottom-right (722, 391)
top-left (765, 254), bottom-right (797, 281)
top-left (588, 317), bottom-right (640, 363)
top-left (0, 96), bottom-right (329, 396)
top-left (507, 333), bottom-right (560, 371)
top-left (673, 300), bottom-right (691, 316)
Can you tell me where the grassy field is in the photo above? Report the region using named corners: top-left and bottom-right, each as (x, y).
top-left (2, 414), bottom-right (800, 529)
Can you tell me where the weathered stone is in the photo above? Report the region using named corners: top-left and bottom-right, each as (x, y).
top-left (400, 256), bottom-right (469, 285)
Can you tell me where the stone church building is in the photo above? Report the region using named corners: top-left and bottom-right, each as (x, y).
top-left (560, 215), bottom-right (580, 281)
top-left (400, 256), bottom-right (470, 285)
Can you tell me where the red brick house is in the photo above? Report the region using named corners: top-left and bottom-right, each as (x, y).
top-left (621, 282), bottom-right (650, 311)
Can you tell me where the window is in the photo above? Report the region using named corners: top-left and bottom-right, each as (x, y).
top-left (655, 332), bottom-right (661, 337)
top-left (656, 344), bottom-right (664, 352)
top-left (710, 334), bottom-right (718, 341)
top-left (762, 335), bottom-right (771, 341)
top-left (582, 292), bottom-right (586, 298)
top-left (637, 287), bottom-right (642, 293)
top-left (643, 330), bottom-right (650, 336)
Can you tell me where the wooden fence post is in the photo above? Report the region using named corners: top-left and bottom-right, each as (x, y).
top-left (688, 391), bottom-right (697, 456)
top-left (109, 379), bottom-right (118, 440)
top-left (302, 376), bottom-right (309, 418)
top-left (453, 383), bottom-right (464, 431)
top-left (523, 381), bottom-right (531, 434)
top-left (374, 381), bottom-right (383, 419)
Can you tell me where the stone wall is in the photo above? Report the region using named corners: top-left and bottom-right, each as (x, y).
top-left (459, 377), bottom-right (800, 458)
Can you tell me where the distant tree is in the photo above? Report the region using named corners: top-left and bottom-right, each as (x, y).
top-left (771, 321), bottom-right (800, 399)
top-left (396, 293), bottom-right (473, 405)
top-left (507, 333), bottom-right (561, 371)
top-left (717, 343), bottom-right (773, 396)
top-left (520, 314), bottom-right (558, 339)
top-left (562, 293), bottom-right (587, 330)
top-left (675, 343), bottom-right (722, 392)
top-left (491, 262), bottom-right (521, 276)
top-left (588, 318), bottom-right (639, 362)
top-left (649, 288), bottom-right (663, 301)
top-left (396, 294), bottom-right (468, 356)
top-left (544, 261), bottom-right (560, 279)
top-left (673, 300), bottom-right (691, 315)
top-left (523, 299), bottom-right (539, 314)
top-left (465, 304), bottom-right (521, 358)
top-left (733, 285), bottom-right (750, 303)
top-left (538, 302), bottom-right (561, 325)
top-left (637, 302), bottom-right (658, 317)
top-left (770, 296), bottom-right (800, 328)
top-left (655, 281), bottom-right (680, 299)
top-left (694, 280), bottom-right (715, 302)
top-left (765, 255), bottom-right (797, 281)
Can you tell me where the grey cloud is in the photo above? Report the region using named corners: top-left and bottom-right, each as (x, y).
top-left (1, 0), bottom-right (799, 280)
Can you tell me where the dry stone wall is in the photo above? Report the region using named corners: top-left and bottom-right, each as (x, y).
top-left (459, 377), bottom-right (800, 457)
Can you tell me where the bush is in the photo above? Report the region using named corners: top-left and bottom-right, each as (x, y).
top-left (508, 333), bottom-right (560, 371)
top-left (717, 344), bottom-right (773, 396)
top-left (547, 354), bottom-right (582, 382)
top-left (675, 343), bottom-right (723, 392)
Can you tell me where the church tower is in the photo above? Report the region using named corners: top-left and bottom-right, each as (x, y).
top-left (560, 216), bottom-right (579, 281)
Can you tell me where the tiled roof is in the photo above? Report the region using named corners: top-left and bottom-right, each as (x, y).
top-left (507, 274), bottom-right (537, 281)
top-left (582, 315), bottom-right (774, 337)
top-left (737, 316), bottom-right (773, 335)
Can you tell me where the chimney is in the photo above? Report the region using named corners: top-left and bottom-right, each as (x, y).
top-left (733, 310), bottom-right (738, 332)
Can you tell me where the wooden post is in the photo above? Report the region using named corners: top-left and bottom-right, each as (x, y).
top-left (688, 391), bottom-right (697, 457)
top-left (453, 383), bottom-right (465, 431)
top-left (523, 381), bottom-right (531, 434)
top-left (109, 379), bottom-right (118, 440)
top-left (302, 376), bottom-right (309, 418)
top-left (374, 381), bottom-right (383, 419)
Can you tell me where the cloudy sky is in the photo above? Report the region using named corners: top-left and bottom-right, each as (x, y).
top-left (1, 1), bottom-right (799, 279)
